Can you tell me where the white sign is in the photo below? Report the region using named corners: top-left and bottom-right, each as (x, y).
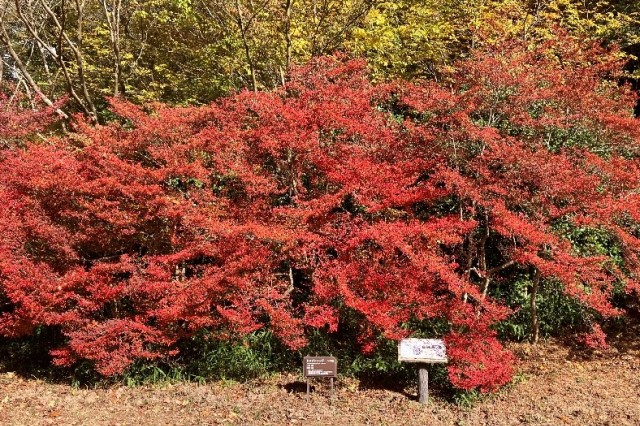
top-left (398, 338), bottom-right (447, 363)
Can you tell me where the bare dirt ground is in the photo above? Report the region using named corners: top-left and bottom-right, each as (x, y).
top-left (0, 329), bottom-right (638, 426)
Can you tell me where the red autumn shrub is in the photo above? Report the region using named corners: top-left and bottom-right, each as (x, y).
top-left (445, 331), bottom-right (515, 392)
top-left (0, 90), bottom-right (57, 147)
top-left (577, 323), bottom-right (608, 350)
top-left (0, 35), bottom-right (638, 390)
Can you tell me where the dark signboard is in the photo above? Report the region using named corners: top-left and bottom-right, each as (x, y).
top-left (303, 356), bottom-right (337, 378)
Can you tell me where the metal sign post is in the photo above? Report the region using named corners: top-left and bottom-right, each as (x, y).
top-left (303, 356), bottom-right (338, 399)
top-left (398, 338), bottom-right (448, 404)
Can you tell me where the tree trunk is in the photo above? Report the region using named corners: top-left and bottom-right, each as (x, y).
top-left (234, 0), bottom-right (258, 92)
top-left (283, 0), bottom-right (293, 73)
top-left (101, 0), bottom-right (123, 96)
top-left (479, 212), bottom-right (490, 297)
top-left (530, 268), bottom-right (541, 344)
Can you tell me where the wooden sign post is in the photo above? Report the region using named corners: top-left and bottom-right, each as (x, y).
top-left (303, 356), bottom-right (337, 398)
top-left (398, 338), bottom-right (447, 404)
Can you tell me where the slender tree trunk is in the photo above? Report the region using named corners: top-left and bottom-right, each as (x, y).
top-left (479, 212), bottom-right (490, 297)
top-left (70, 0), bottom-right (97, 119)
top-left (530, 268), bottom-right (541, 344)
top-left (234, 0), bottom-right (257, 92)
top-left (283, 0), bottom-right (293, 72)
top-left (101, 0), bottom-right (123, 96)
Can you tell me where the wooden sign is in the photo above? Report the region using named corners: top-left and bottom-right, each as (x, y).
top-left (397, 339), bottom-right (448, 405)
top-left (398, 338), bottom-right (447, 363)
top-left (303, 356), bottom-right (337, 378)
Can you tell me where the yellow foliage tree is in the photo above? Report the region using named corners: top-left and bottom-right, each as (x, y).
top-left (347, 0), bottom-right (640, 80)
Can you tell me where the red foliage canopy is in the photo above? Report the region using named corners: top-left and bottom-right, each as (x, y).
top-left (1, 35), bottom-right (638, 391)
top-left (0, 91), bottom-right (57, 147)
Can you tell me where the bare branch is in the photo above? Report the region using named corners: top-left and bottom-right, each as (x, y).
top-left (0, 15), bottom-right (68, 119)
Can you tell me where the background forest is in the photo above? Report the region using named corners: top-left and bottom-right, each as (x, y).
top-left (1, 1), bottom-right (639, 110)
top-left (0, 0), bottom-right (639, 395)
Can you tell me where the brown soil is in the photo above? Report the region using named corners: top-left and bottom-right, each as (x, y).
top-left (0, 333), bottom-right (638, 426)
